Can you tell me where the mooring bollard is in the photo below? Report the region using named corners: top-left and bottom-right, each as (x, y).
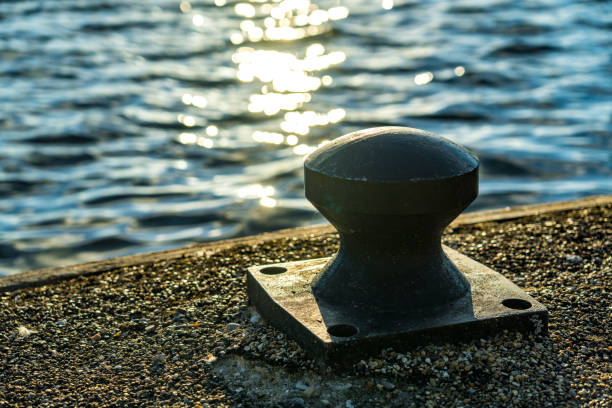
top-left (247, 127), bottom-right (548, 362)
top-left (305, 127), bottom-right (477, 311)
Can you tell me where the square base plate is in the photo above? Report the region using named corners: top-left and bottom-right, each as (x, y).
top-left (247, 246), bottom-right (547, 362)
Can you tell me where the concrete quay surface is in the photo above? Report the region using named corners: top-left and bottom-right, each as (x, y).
top-left (0, 195), bottom-right (610, 407)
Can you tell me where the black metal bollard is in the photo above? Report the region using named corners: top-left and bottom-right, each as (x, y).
top-left (247, 126), bottom-right (548, 362)
top-left (305, 127), bottom-right (477, 311)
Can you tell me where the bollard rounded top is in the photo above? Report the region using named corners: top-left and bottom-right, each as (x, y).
top-left (304, 127), bottom-right (479, 215)
top-left (305, 127), bottom-right (478, 182)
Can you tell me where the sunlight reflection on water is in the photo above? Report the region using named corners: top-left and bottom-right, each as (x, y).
top-left (224, 0), bottom-right (350, 208)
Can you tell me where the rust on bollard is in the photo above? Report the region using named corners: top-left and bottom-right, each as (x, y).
top-left (247, 127), bottom-right (548, 362)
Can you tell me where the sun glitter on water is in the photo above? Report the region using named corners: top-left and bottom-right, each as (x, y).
top-left (221, 0), bottom-right (349, 208)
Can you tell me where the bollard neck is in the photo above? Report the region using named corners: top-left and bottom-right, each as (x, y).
top-left (338, 228), bottom-right (444, 260)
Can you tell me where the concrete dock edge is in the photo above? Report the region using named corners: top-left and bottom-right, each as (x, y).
top-left (1, 194), bottom-right (610, 293)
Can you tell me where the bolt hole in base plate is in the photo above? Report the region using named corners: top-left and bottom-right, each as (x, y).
top-left (259, 266), bottom-right (287, 275)
top-left (247, 246), bottom-right (548, 363)
top-left (327, 324), bottom-right (358, 338)
top-left (502, 298), bottom-right (532, 310)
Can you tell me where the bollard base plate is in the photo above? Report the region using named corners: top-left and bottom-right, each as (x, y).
top-left (247, 246), bottom-right (548, 363)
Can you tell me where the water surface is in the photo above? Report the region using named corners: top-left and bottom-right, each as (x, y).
top-left (1, 0), bottom-right (611, 274)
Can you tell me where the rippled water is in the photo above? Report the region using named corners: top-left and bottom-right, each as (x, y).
top-left (1, 0), bottom-right (611, 274)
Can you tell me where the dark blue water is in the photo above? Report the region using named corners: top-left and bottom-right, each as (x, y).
top-left (1, 0), bottom-right (611, 275)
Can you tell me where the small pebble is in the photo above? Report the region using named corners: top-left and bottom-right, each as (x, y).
top-left (226, 323), bottom-right (240, 333)
top-left (284, 397), bottom-right (305, 408)
top-left (565, 254), bottom-right (583, 263)
top-left (333, 383), bottom-right (352, 391)
top-left (152, 353), bottom-right (165, 363)
top-left (302, 386), bottom-right (317, 398)
top-left (17, 326), bottom-right (33, 338)
top-left (381, 380), bottom-right (395, 390)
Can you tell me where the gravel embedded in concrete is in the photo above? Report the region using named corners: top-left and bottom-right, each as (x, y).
top-left (0, 204), bottom-right (610, 407)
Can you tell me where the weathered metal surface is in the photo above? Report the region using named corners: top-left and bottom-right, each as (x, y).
top-left (247, 247), bottom-right (548, 362)
top-left (304, 127), bottom-right (479, 310)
